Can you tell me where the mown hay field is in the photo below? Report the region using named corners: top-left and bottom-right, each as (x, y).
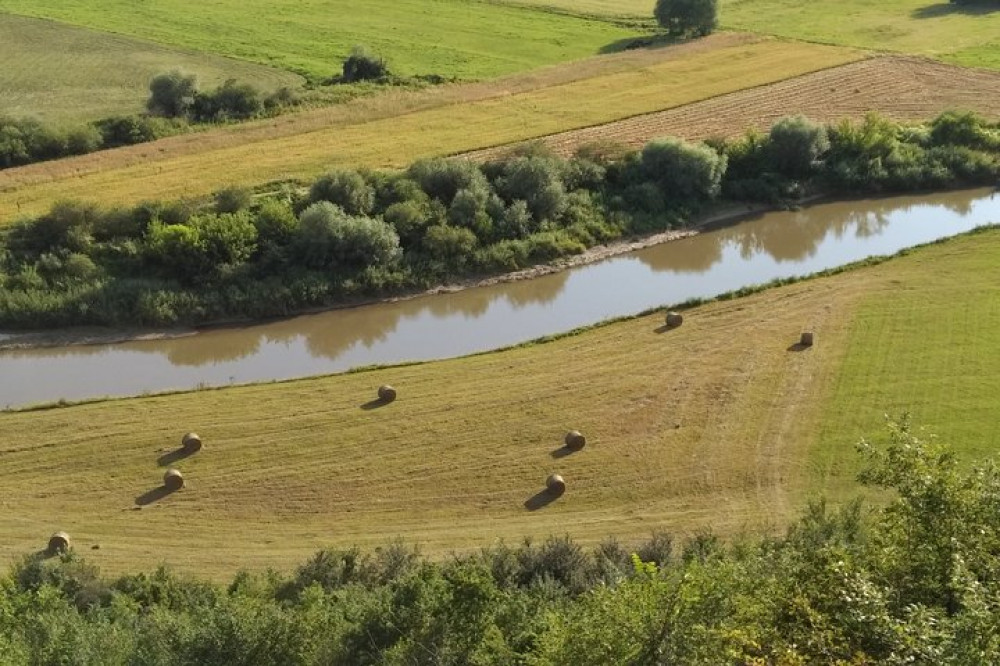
top-left (0, 0), bottom-right (635, 82)
top-left (504, 0), bottom-right (1000, 70)
top-left (467, 56), bottom-right (1000, 160)
top-left (3, 226), bottom-right (1000, 579)
top-left (0, 37), bottom-right (858, 221)
top-left (0, 13), bottom-right (301, 123)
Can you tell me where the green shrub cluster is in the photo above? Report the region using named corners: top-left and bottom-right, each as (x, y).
top-left (3, 420), bottom-right (1000, 663)
top-left (1, 112), bottom-right (998, 329)
top-left (0, 75), bottom-right (300, 172)
top-left (147, 70), bottom-right (296, 123)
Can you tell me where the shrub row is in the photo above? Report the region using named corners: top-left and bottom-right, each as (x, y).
top-left (1, 111), bottom-right (998, 328)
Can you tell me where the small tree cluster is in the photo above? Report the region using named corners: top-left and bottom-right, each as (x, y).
top-left (147, 71), bottom-right (291, 122)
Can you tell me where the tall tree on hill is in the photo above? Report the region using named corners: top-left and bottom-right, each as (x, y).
top-left (654, 0), bottom-right (718, 37)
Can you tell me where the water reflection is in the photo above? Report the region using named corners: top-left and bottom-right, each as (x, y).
top-left (150, 269), bottom-right (570, 368)
top-left (1, 188), bottom-right (997, 407)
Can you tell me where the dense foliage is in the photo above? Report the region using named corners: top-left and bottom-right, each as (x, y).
top-left (3, 420), bottom-right (1000, 663)
top-left (146, 71), bottom-right (294, 123)
top-left (654, 0), bottom-right (718, 37)
top-left (1, 112), bottom-right (998, 329)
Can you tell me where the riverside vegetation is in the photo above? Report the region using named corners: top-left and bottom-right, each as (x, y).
top-left (4, 420), bottom-right (1000, 664)
top-left (0, 111), bottom-right (997, 329)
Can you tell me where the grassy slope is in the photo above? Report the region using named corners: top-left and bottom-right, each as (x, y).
top-left (813, 227), bottom-right (1000, 495)
top-left (503, 0), bottom-right (1000, 70)
top-left (0, 0), bottom-right (635, 81)
top-left (5, 226), bottom-right (1000, 579)
top-left (0, 39), bottom-right (857, 221)
top-left (0, 13), bottom-right (301, 124)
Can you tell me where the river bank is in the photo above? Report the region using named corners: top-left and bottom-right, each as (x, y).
top-left (0, 199), bottom-right (777, 351)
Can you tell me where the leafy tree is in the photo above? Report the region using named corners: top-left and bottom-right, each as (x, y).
top-left (654, 0), bottom-right (718, 37)
top-left (147, 71), bottom-right (198, 118)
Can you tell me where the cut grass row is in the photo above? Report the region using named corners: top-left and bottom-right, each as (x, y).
top-left (504, 0), bottom-right (1000, 70)
top-left (0, 13), bottom-right (301, 124)
top-left (3, 224), bottom-right (999, 579)
top-left (0, 0), bottom-right (636, 82)
top-left (0, 37), bottom-right (858, 221)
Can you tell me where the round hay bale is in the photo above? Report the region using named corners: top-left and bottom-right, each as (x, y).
top-left (181, 432), bottom-right (202, 452)
top-left (564, 430), bottom-right (586, 451)
top-left (163, 468), bottom-right (184, 491)
top-left (546, 474), bottom-right (566, 495)
top-left (47, 531), bottom-right (70, 555)
top-left (665, 311), bottom-right (683, 328)
top-left (378, 385), bottom-right (397, 403)
top-left (800, 331), bottom-right (814, 347)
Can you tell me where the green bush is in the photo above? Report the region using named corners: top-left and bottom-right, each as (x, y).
top-left (308, 169), bottom-right (375, 216)
top-left (408, 158), bottom-right (489, 206)
top-left (191, 79), bottom-right (264, 122)
top-left (448, 187), bottom-right (493, 239)
top-left (296, 202), bottom-right (400, 271)
top-left (341, 45), bottom-right (389, 83)
top-left (421, 224), bottom-right (478, 266)
top-left (147, 70), bottom-right (199, 118)
top-left (767, 115), bottom-right (830, 179)
top-left (95, 115), bottom-right (178, 149)
top-left (640, 137), bottom-right (727, 201)
top-left (494, 156), bottom-right (567, 221)
top-left (210, 185), bottom-right (252, 214)
top-left (383, 200), bottom-right (434, 248)
top-left (930, 110), bottom-right (1000, 151)
top-left (144, 212), bottom-right (257, 283)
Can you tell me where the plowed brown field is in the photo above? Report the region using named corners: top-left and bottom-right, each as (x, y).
top-left (467, 57), bottom-right (1000, 160)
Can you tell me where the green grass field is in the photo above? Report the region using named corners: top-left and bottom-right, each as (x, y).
top-left (813, 228), bottom-right (1000, 493)
top-left (3, 225), bottom-right (999, 578)
top-left (0, 13), bottom-right (301, 123)
top-left (503, 0), bottom-right (1000, 70)
top-left (0, 38), bottom-right (858, 220)
top-left (0, 0), bottom-right (636, 82)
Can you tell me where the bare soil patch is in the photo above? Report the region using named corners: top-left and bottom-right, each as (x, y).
top-left (465, 56), bottom-right (1000, 159)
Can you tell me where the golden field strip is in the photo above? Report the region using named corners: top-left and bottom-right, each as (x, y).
top-left (466, 55), bottom-right (1000, 159)
top-left (4, 225), bottom-right (1000, 579)
top-left (0, 36), bottom-right (858, 221)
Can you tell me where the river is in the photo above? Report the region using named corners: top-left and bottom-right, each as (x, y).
top-left (1, 187), bottom-right (997, 409)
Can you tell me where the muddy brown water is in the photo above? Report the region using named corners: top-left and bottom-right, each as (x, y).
top-left (1, 188), bottom-right (997, 409)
